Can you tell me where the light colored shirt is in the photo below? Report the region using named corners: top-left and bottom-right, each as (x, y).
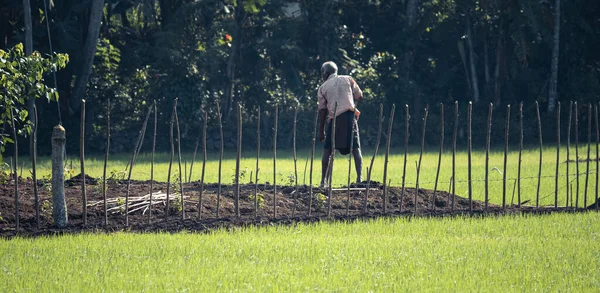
top-left (317, 74), bottom-right (363, 120)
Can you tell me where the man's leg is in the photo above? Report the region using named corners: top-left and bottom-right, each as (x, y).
top-left (321, 148), bottom-right (332, 188)
top-left (353, 148), bottom-right (363, 183)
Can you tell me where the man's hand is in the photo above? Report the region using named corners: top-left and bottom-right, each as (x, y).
top-left (319, 131), bottom-right (326, 142)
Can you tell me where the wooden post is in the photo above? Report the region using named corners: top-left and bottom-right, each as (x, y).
top-left (364, 104), bottom-right (384, 213)
top-left (400, 105), bottom-right (410, 213)
top-left (468, 101), bottom-right (473, 212)
top-left (254, 107), bottom-right (261, 217)
top-left (234, 103), bottom-right (242, 217)
top-left (80, 99), bottom-right (87, 225)
top-left (415, 104), bottom-right (428, 213)
top-left (595, 103), bottom-right (599, 210)
top-left (149, 101), bottom-right (157, 222)
top-left (503, 104), bottom-right (511, 210)
top-left (346, 115), bottom-right (356, 216)
top-left (174, 106), bottom-right (185, 219)
top-left (485, 103), bottom-right (493, 210)
top-left (32, 105), bottom-right (39, 229)
top-left (566, 101), bottom-right (572, 207)
top-left (308, 107), bottom-right (318, 216)
top-left (575, 102), bottom-right (580, 207)
top-left (432, 103), bottom-right (444, 211)
top-left (292, 107), bottom-right (298, 217)
top-left (216, 103), bottom-right (224, 218)
top-left (535, 101), bottom-right (543, 207)
top-left (273, 103), bottom-right (279, 218)
top-left (555, 101), bottom-right (561, 208)
top-left (166, 100), bottom-right (177, 219)
top-left (9, 104), bottom-right (19, 230)
top-left (327, 102), bottom-right (338, 218)
top-left (199, 110), bottom-right (207, 218)
top-left (383, 104), bottom-right (396, 214)
top-left (126, 106), bottom-right (152, 226)
top-left (52, 125), bottom-right (67, 228)
top-left (452, 101), bottom-right (458, 211)
top-left (103, 100), bottom-right (110, 225)
top-left (518, 102), bottom-right (523, 208)
top-left (585, 104), bottom-right (592, 208)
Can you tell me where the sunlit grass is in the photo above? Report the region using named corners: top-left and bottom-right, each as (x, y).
top-left (18, 145), bottom-right (600, 207)
top-left (2, 212), bottom-right (599, 292)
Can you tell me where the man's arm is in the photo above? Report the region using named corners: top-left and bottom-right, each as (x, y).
top-left (318, 109), bottom-right (327, 142)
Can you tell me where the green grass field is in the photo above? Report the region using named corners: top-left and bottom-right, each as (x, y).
top-left (19, 145), bottom-right (600, 207)
top-left (2, 212), bottom-right (599, 292)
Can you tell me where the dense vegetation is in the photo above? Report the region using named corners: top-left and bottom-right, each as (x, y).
top-left (1, 0), bottom-right (599, 156)
top-left (2, 212), bottom-right (599, 291)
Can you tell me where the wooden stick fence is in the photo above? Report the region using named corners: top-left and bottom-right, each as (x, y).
top-left (9, 100), bottom-right (600, 232)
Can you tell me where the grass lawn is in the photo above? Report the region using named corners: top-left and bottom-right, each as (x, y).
top-left (17, 145), bottom-right (600, 207)
top-left (2, 212), bottom-right (599, 291)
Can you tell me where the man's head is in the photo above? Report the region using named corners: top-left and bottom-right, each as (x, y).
top-left (321, 61), bottom-right (338, 81)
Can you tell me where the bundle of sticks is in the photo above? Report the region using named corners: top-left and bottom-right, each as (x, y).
top-left (87, 192), bottom-right (196, 215)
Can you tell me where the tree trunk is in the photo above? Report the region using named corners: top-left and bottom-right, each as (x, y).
top-left (466, 15), bottom-right (480, 103)
top-left (223, 2), bottom-right (243, 122)
top-left (70, 0), bottom-right (105, 113)
top-left (547, 0), bottom-right (560, 112)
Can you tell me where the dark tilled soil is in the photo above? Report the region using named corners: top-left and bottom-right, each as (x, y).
top-left (0, 176), bottom-right (591, 238)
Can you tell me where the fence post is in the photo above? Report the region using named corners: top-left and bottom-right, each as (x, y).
top-left (452, 101), bottom-right (459, 211)
top-left (518, 102), bottom-right (523, 208)
top-left (199, 110), bottom-right (207, 219)
top-left (595, 103), bottom-right (599, 210)
top-left (234, 103), bottom-right (242, 217)
top-left (150, 101), bottom-right (157, 222)
top-left (566, 101), bottom-right (573, 207)
top-left (535, 101), bottom-right (543, 207)
top-left (9, 103), bottom-right (19, 231)
top-left (503, 105), bottom-right (511, 210)
top-left (103, 100), bottom-right (110, 225)
top-left (175, 105), bottom-right (185, 220)
top-left (383, 104), bottom-right (396, 214)
top-left (468, 101), bottom-right (473, 213)
top-left (585, 103), bottom-right (592, 208)
top-left (32, 105), bottom-right (40, 229)
top-left (346, 112), bottom-right (355, 216)
top-left (415, 104), bottom-right (428, 213)
top-left (575, 102), bottom-right (580, 207)
top-left (273, 103), bottom-right (279, 218)
top-left (126, 106), bottom-right (152, 226)
top-left (216, 103), bottom-right (224, 218)
top-left (432, 103), bottom-right (444, 211)
top-left (400, 105), bottom-right (410, 212)
top-left (292, 107), bottom-right (298, 217)
top-left (485, 103), bottom-right (493, 210)
top-left (166, 100), bottom-right (177, 219)
top-left (52, 125), bottom-right (68, 228)
top-left (365, 104), bottom-right (383, 213)
top-left (80, 99), bottom-right (87, 225)
top-left (308, 107), bottom-right (318, 216)
top-left (555, 101), bottom-right (561, 208)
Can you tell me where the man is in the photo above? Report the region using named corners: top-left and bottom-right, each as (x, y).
top-left (317, 61), bottom-right (363, 189)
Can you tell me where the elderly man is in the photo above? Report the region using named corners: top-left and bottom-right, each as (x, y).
top-left (317, 61), bottom-right (363, 188)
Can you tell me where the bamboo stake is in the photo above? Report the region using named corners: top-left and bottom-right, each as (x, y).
top-left (103, 99), bottom-right (110, 225)
top-left (503, 104), bottom-right (511, 210)
top-left (32, 105), bottom-right (39, 229)
top-left (346, 115), bottom-right (356, 216)
top-left (199, 110), bottom-right (207, 218)
top-left (468, 101), bottom-right (473, 212)
top-left (308, 107), bottom-right (318, 216)
top-left (165, 100), bottom-right (177, 219)
top-left (9, 100), bottom-right (19, 231)
top-left (327, 102), bottom-right (338, 218)
top-left (254, 107), bottom-right (261, 217)
top-left (292, 106), bottom-right (298, 217)
top-left (126, 105), bottom-right (152, 226)
top-left (585, 103), bottom-right (592, 208)
top-left (216, 102), bottom-right (224, 218)
top-left (234, 103), bottom-right (242, 217)
top-left (80, 99), bottom-right (87, 225)
top-left (383, 104), bottom-right (396, 214)
top-left (175, 105), bottom-right (185, 219)
top-left (452, 101), bottom-right (458, 211)
top-left (555, 101), bottom-right (561, 208)
top-left (485, 103), bottom-right (493, 210)
top-left (518, 101), bottom-right (523, 208)
top-left (432, 103), bottom-right (444, 211)
top-left (415, 104), bottom-right (428, 213)
top-left (364, 104), bottom-right (384, 213)
top-left (595, 103), bottom-right (599, 210)
top-left (400, 105), bottom-right (410, 212)
top-left (575, 102), bottom-right (580, 207)
top-left (273, 103), bottom-right (279, 218)
top-left (566, 101), bottom-right (572, 207)
top-left (535, 101), bottom-right (543, 207)
top-left (149, 101), bottom-right (156, 222)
